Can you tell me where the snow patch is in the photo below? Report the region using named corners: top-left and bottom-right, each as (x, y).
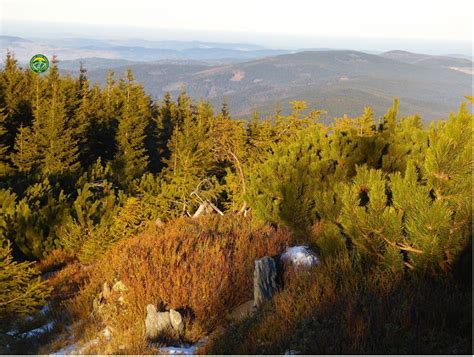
top-left (40, 304), bottom-right (51, 315)
top-left (159, 338), bottom-right (207, 355)
top-left (52, 343), bottom-right (79, 356)
top-left (281, 246), bottom-right (319, 268)
top-left (52, 337), bottom-right (99, 355)
top-left (20, 321), bottom-right (55, 338)
top-left (160, 345), bottom-right (198, 355)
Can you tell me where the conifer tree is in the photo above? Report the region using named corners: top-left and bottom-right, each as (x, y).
top-left (59, 180), bottom-right (119, 258)
top-left (339, 166), bottom-right (404, 271)
top-left (114, 70), bottom-right (151, 185)
top-left (11, 125), bottom-right (38, 175)
top-left (247, 112), bottom-right (273, 157)
top-left (13, 179), bottom-right (70, 259)
top-left (0, 52), bottom-right (33, 149)
top-left (0, 108), bottom-right (12, 177)
top-left (84, 82), bottom-right (118, 164)
top-left (75, 197), bottom-right (151, 263)
top-left (158, 96), bottom-right (218, 218)
top-left (221, 98), bottom-right (231, 120)
top-left (274, 100), bottom-right (322, 143)
top-left (422, 104), bottom-right (473, 260)
top-left (35, 94), bottom-right (80, 177)
top-left (0, 238), bottom-right (51, 322)
top-left (25, 59), bottom-right (80, 178)
top-left (332, 106), bottom-right (385, 170)
top-left (155, 92), bottom-right (177, 164)
top-left (246, 126), bottom-right (334, 237)
top-left (384, 115), bottom-right (427, 172)
top-left (70, 64), bottom-right (92, 166)
top-left (209, 109), bottom-right (247, 211)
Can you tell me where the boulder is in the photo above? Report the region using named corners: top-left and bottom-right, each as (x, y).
top-left (253, 256), bottom-right (278, 307)
top-left (145, 305), bottom-right (172, 339)
top-left (229, 300), bottom-right (256, 321)
top-left (281, 246), bottom-right (319, 268)
top-left (169, 309), bottom-right (184, 335)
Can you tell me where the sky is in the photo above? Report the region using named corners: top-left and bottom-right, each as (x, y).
top-left (1, 0), bottom-right (473, 52)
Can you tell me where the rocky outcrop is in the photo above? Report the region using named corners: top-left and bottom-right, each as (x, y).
top-left (145, 305), bottom-right (185, 340)
top-left (252, 247), bottom-right (319, 308)
top-left (281, 246), bottom-right (319, 268)
top-left (169, 309), bottom-right (184, 335)
top-left (92, 280), bottom-right (127, 316)
top-left (229, 300), bottom-right (256, 321)
top-left (253, 256), bottom-right (279, 307)
top-left (145, 305), bottom-right (172, 340)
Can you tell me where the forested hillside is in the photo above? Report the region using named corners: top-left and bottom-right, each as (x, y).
top-left (0, 52), bottom-right (472, 354)
top-left (80, 50), bottom-right (472, 119)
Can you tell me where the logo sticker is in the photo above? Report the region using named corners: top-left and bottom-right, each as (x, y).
top-left (30, 54), bottom-right (50, 74)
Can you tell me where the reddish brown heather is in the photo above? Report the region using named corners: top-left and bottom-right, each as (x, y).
top-left (68, 214), bottom-right (292, 347)
top-left (203, 253), bottom-right (472, 354)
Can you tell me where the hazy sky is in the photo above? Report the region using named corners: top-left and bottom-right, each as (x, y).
top-left (2, 0), bottom-right (473, 42)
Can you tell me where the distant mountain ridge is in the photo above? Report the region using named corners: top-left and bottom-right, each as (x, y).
top-left (1, 35), bottom-right (472, 120)
top-left (0, 35), bottom-right (297, 62)
top-left (381, 50), bottom-right (472, 68)
top-left (78, 50), bottom-right (472, 120)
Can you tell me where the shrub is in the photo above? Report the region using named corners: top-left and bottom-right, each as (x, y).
top-left (68, 214), bottom-right (292, 350)
top-left (0, 238), bottom-right (51, 324)
top-left (204, 253), bottom-right (472, 354)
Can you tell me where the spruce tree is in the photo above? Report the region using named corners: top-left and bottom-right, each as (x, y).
top-left (11, 125), bottom-right (38, 175)
top-left (34, 91), bottom-right (80, 177)
top-left (114, 70), bottom-right (150, 185)
top-left (209, 110), bottom-right (247, 211)
top-left (0, 108), bottom-right (12, 177)
top-left (155, 92), bottom-right (177, 165)
top-left (13, 179), bottom-right (70, 259)
top-left (0, 52), bottom-right (33, 149)
top-left (70, 64), bottom-right (91, 166)
top-left (23, 59), bottom-right (80, 178)
top-left (0, 238), bottom-right (51, 322)
top-left (158, 96), bottom-right (218, 218)
top-left (84, 82), bottom-right (118, 164)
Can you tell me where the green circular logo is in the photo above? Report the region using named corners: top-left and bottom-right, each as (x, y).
top-left (30, 54), bottom-right (49, 74)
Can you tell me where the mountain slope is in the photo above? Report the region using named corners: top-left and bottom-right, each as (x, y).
top-left (381, 50), bottom-right (473, 74)
top-left (84, 50), bottom-right (472, 120)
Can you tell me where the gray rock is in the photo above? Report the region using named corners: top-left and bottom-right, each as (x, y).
top-left (281, 246), bottom-right (319, 268)
top-left (145, 305), bottom-right (171, 339)
top-left (253, 256), bottom-right (278, 307)
top-left (229, 299), bottom-right (256, 321)
top-left (169, 309), bottom-right (184, 334)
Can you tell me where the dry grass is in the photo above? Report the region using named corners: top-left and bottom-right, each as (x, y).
top-left (204, 252), bottom-right (472, 354)
top-left (65, 214), bottom-right (292, 353)
top-left (35, 249), bottom-right (76, 275)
